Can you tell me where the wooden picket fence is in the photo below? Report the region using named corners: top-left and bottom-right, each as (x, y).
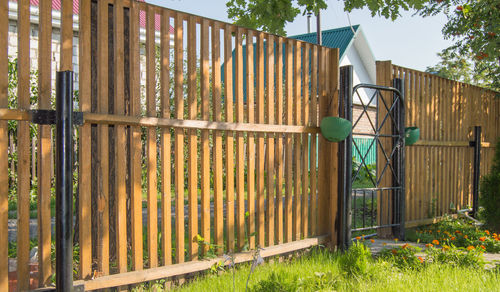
top-left (377, 61), bottom-right (499, 225)
top-left (0, 0), bottom-right (340, 290)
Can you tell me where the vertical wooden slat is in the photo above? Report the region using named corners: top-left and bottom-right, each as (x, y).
top-left (293, 41), bottom-right (301, 240)
top-left (37, 0), bottom-right (52, 286)
top-left (266, 35), bottom-right (275, 246)
top-left (146, 5), bottom-right (158, 268)
top-left (309, 45), bottom-right (318, 236)
top-left (174, 14), bottom-right (185, 263)
top-left (97, 0), bottom-right (110, 275)
top-left (160, 9), bottom-right (172, 265)
top-left (275, 36), bottom-right (284, 244)
top-left (61, 0), bottom-right (73, 70)
top-left (224, 25), bottom-right (235, 252)
top-left (187, 16), bottom-right (198, 260)
top-left (17, 0), bottom-right (31, 289)
top-left (78, 0), bottom-right (92, 280)
top-left (235, 28), bottom-right (245, 251)
top-left (301, 43), bottom-right (309, 238)
top-left (114, 0), bottom-right (128, 274)
top-left (246, 30), bottom-right (256, 250)
top-left (284, 40), bottom-right (293, 242)
top-left (129, 0), bottom-right (143, 270)
top-left (200, 18), bottom-right (211, 255)
top-left (212, 22), bottom-right (224, 255)
top-left (256, 32), bottom-right (265, 247)
top-left (0, 1), bottom-right (8, 290)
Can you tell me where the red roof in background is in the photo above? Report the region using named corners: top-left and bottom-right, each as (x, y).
top-left (12, 0), bottom-right (174, 33)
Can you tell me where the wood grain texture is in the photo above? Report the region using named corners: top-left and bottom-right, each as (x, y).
top-left (284, 40), bottom-right (293, 243)
top-left (235, 28), bottom-right (245, 251)
top-left (301, 43), bottom-right (309, 238)
top-left (0, 1), bottom-right (8, 290)
top-left (17, 1), bottom-right (31, 289)
top-left (266, 35), bottom-right (275, 246)
top-left (224, 25), bottom-right (235, 252)
top-left (309, 46), bottom-right (318, 236)
top-left (187, 15), bottom-right (198, 260)
top-left (61, 0), bottom-right (73, 70)
top-left (37, 0), bottom-right (53, 285)
top-left (275, 36), bottom-right (284, 244)
top-left (256, 32), bottom-right (265, 247)
top-left (174, 14), bottom-right (185, 263)
top-left (246, 30), bottom-right (256, 250)
top-left (212, 22), bottom-right (224, 255)
top-left (129, 0), bottom-right (143, 270)
top-left (160, 8), bottom-right (172, 266)
top-left (293, 41), bottom-right (301, 240)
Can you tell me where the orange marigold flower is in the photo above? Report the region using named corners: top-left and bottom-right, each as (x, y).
top-left (356, 236), bottom-right (361, 240)
top-left (485, 230), bottom-right (490, 235)
top-left (370, 239), bottom-right (375, 243)
top-left (480, 245), bottom-right (486, 250)
top-left (418, 256), bottom-right (424, 263)
top-left (451, 237), bottom-right (456, 241)
top-left (467, 246), bottom-right (475, 251)
top-left (455, 230), bottom-right (461, 234)
top-left (479, 237), bottom-right (486, 242)
top-left (425, 243), bottom-right (433, 248)
top-left (402, 243), bottom-right (409, 249)
top-left (432, 240), bottom-right (440, 245)
top-left (464, 235), bottom-right (468, 239)
top-left (391, 249), bottom-right (397, 255)
top-left (437, 230), bottom-right (441, 233)
top-left (442, 245), bottom-right (450, 251)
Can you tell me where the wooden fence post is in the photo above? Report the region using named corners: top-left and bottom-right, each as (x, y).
top-left (318, 48), bottom-right (339, 246)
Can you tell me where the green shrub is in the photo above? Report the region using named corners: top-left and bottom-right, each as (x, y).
top-left (378, 243), bottom-right (424, 270)
top-left (339, 241), bottom-right (372, 275)
top-left (249, 271), bottom-right (299, 292)
top-left (480, 138), bottom-right (500, 232)
top-left (425, 245), bottom-right (485, 269)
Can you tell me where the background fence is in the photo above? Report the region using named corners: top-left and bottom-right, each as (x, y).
top-left (378, 61), bottom-right (499, 224)
top-left (0, 0), bottom-right (340, 290)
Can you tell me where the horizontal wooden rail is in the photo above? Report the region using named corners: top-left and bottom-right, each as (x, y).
top-left (73, 235), bottom-right (328, 291)
top-left (0, 109), bottom-right (320, 134)
top-left (412, 140), bottom-right (495, 148)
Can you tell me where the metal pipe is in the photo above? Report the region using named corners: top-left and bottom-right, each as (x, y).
top-left (55, 71), bottom-right (74, 292)
top-left (471, 126), bottom-right (481, 218)
top-left (307, 12), bottom-right (311, 33)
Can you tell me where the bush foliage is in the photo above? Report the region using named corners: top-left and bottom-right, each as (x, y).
top-left (480, 138), bottom-right (500, 232)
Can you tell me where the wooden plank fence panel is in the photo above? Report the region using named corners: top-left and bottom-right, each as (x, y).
top-left (200, 18), bottom-right (211, 256)
top-left (187, 15), bottom-right (198, 261)
top-left (256, 32), bottom-right (265, 247)
top-left (114, 0), bottom-right (128, 274)
top-left (38, 0), bottom-right (53, 286)
top-left (285, 39), bottom-right (293, 243)
top-left (246, 30), bottom-right (256, 250)
top-left (293, 41), bottom-right (301, 240)
top-left (130, 0), bottom-right (144, 270)
top-left (224, 25), bottom-right (235, 252)
top-left (97, 0), bottom-right (110, 275)
top-left (160, 8), bottom-right (172, 266)
top-left (212, 22), bottom-right (224, 255)
top-left (275, 36), bottom-right (284, 244)
top-left (301, 43), bottom-right (310, 238)
top-left (17, 0), bottom-right (31, 289)
top-left (235, 28), bottom-right (245, 251)
top-left (266, 35), bottom-right (275, 246)
top-left (174, 14), bottom-right (185, 263)
top-left (0, 1), bottom-right (8, 290)
top-left (309, 46), bottom-right (318, 236)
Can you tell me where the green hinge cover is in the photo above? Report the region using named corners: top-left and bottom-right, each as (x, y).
top-left (405, 127), bottom-right (420, 145)
top-left (320, 117), bottom-right (352, 142)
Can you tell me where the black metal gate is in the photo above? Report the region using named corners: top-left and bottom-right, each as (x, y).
top-left (339, 66), bottom-right (405, 248)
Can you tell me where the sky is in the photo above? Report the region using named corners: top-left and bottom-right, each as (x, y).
top-left (147, 0), bottom-right (454, 71)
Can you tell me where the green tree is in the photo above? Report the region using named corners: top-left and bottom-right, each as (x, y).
top-left (226, 0), bottom-right (499, 90)
top-left (425, 49), bottom-right (495, 90)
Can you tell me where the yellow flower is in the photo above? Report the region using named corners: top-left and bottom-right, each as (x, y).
top-left (442, 245), bottom-right (450, 251)
top-left (432, 239), bottom-right (440, 245)
top-left (394, 238), bottom-right (399, 243)
top-left (383, 242), bottom-right (387, 246)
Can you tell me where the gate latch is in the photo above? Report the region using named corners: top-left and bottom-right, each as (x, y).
top-left (31, 109), bottom-right (84, 126)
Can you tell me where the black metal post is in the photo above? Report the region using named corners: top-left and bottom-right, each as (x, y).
top-left (339, 65), bottom-right (353, 249)
top-left (55, 71), bottom-right (74, 292)
top-left (392, 78), bottom-right (405, 240)
top-left (471, 126), bottom-right (481, 218)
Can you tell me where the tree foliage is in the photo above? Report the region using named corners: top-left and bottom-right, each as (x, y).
top-left (226, 0), bottom-right (499, 90)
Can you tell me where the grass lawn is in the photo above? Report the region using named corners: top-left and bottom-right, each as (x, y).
top-left (132, 246), bottom-right (499, 292)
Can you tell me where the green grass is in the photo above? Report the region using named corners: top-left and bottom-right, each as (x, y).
top-left (163, 248), bottom-right (499, 292)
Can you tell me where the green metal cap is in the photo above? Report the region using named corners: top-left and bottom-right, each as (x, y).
top-left (405, 127), bottom-right (420, 146)
top-left (320, 117), bottom-right (352, 142)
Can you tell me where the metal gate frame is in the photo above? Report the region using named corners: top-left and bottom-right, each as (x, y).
top-left (339, 65), bottom-right (405, 249)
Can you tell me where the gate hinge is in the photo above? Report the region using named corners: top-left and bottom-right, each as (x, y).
top-left (31, 109), bottom-right (84, 126)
